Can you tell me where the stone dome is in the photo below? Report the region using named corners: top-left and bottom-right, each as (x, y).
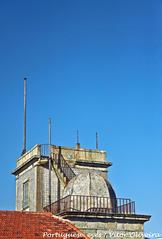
top-left (63, 172), bottom-right (116, 199)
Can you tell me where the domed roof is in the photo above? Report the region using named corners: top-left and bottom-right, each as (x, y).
top-left (63, 172), bottom-right (116, 199)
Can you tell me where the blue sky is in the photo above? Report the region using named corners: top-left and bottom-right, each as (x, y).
top-left (0, 0), bottom-right (162, 235)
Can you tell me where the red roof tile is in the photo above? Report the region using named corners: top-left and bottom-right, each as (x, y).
top-left (0, 211), bottom-right (89, 239)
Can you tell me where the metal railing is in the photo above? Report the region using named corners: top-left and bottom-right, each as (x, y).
top-left (44, 195), bottom-right (135, 215)
top-left (40, 144), bottom-right (51, 156)
top-left (40, 144), bottom-right (76, 183)
top-left (54, 154), bottom-right (76, 182)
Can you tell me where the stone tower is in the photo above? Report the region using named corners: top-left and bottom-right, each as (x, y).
top-left (12, 143), bottom-right (150, 238)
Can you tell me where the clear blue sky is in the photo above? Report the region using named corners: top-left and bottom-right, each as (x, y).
top-left (0, 0), bottom-right (161, 235)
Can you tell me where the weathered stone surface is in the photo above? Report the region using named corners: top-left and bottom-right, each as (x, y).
top-left (16, 162), bottom-right (65, 211)
top-left (16, 165), bottom-right (37, 211)
top-left (63, 172), bottom-right (112, 197)
top-left (72, 220), bottom-right (145, 239)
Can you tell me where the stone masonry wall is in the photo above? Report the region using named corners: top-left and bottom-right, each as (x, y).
top-left (72, 220), bottom-right (144, 239)
top-left (16, 165), bottom-right (37, 211)
top-left (40, 164), bottom-right (64, 209)
top-left (16, 163), bottom-right (65, 211)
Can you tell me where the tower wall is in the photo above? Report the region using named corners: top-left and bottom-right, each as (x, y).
top-left (16, 165), bottom-right (37, 211)
top-left (57, 146), bottom-right (110, 180)
top-left (63, 214), bottom-right (149, 239)
top-left (36, 164), bottom-right (64, 210)
top-left (15, 161), bottom-right (64, 211)
top-left (73, 221), bottom-right (144, 239)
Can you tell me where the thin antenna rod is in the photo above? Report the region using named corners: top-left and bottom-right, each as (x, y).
top-left (96, 132), bottom-right (99, 150)
top-left (22, 78), bottom-right (27, 155)
top-left (76, 130), bottom-right (80, 149)
top-left (48, 118), bottom-right (52, 211)
top-left (77, 130), bottom-right (79, 144)
top-left (49, 117), bottom-right (52, 146)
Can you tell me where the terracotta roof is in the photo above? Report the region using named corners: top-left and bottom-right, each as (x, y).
top-left (0, 210), bottom-right (89, 239)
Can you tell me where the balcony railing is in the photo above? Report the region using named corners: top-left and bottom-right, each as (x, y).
top-left (54, 154), bottom-right (76, 182)
top-left (44, 195), bottom-right (135, 215)
top-left (40, 144), bottom-right (51, 156)
top-left (40, 144), bottom-right (76, 183)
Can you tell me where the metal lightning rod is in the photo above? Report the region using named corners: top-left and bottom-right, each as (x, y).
top-left (96, 132), bottom-right (99, 150)
top-left (48, 117), bottom-right (52, 211)
top-left (22, 78), bottom-right (27, 155)
top-left (77, 130), bottom-right (79, 144)
top-left (76, 129), bottom-right (80, 149)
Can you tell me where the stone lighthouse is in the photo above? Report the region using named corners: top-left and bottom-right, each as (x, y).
top-left (12, 142), bottom-right (150, 239)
